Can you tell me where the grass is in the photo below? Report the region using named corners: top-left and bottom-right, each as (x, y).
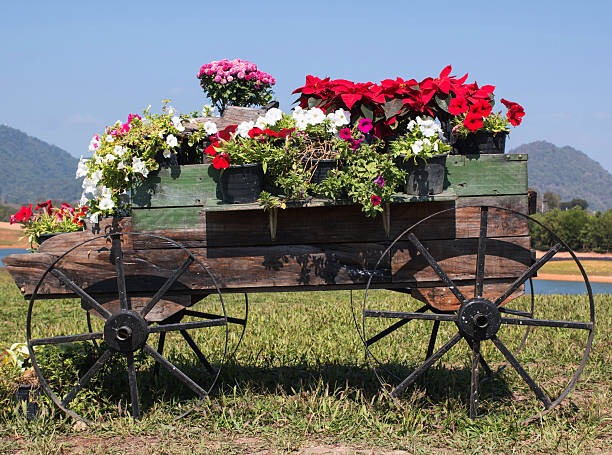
top-left (539, 260), bottom-right (612, 278)
top-left (0, 267), bottom-right (610, 454)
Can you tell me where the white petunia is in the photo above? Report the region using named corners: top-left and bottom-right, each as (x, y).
top-left (117, 160), bottom-right (126, 170)
top-left (171, 115), bottom-right (185, 133)
top-left (264, 107), bottom-right (283, 125)
top-left (75, 157), bottom-right (89, 178)
top-left (158, 131), bottom-right (164, 139)
top-left (203, 121), bottom-right (218, 135)
top-left (255, 116), bottom-right (268, 130)
top-left (132, 157), bottom-right (149, 177)
top-left (79, 193), bottom-right (89, 206)
top-left (89, 212), bottom-right (100, 224)
top-left (163, 149), bottom-right (173, 158)
top-left (88, 136), bottom-right (101, 152)
top-left (433, 142), bottom-right (439, 152)
top-left (407, 120), bottom-right (416, 131)
top-left (90, 170), bottom-right (102, 185)
top-left (105, 135), bottom-right (114, 143)
top-left (103, 153), bottom-right (116, 163)
top-left (237, 121), bottom-right (255, 138)
top-left (423, 138), bottom-right (431, 146)
top-left (327, 109), bottom-right (349, 127)
top-left (142, 117), bottom-right (152, 127)
top-left (114, 145), bottom-right (126, 156)
top-left (295, 118), bottom-right (308, 130)
top-left (166, 134), bottom-right (178, 147)
top-left (100, 186), bottom-right (112, 199)
top-left (419, 119), bottom-right (438, 138)
top-left (411, 140), bottom-right (424, 154)
top-left (99, 197), bottom-right (114, 210)
top-left (167, 106), bottom-right (177, 116)
top-left (305, 107), bottom-right (325, 125)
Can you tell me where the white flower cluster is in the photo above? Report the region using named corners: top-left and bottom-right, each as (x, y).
top-left (407, 116), bottom-right (443, 138)
top-left (235, 107), bottom-right (285, 138)
top-left (411, 138), bottom-right (440, 154)
top-left (292, 107), bottom-right (349, 132)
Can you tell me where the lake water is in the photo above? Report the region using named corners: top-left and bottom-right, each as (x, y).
top-left (1, 248), bottom-right (610, 295)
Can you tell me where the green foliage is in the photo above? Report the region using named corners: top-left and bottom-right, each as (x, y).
top-left (452, 112), bottom-right (510, 137)
top-left (198, 76), bottom-right (273, 115)
top-left (0, 203), bottom-right (17, 222)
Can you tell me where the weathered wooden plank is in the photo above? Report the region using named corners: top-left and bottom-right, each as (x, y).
top-left (5, 237), bottom-right (530, 298)
top-left (131, 195), bottom-right (528, 249)
top-left (133, 206), bottom-right (203, 231)
top-left (89, 295), bottom-right (190, 322)
top-left (410, 281), bottom-right (525, 311)
top-left (446, 154), bottom-right (528, 196)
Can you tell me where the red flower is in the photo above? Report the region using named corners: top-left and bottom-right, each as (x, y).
top-left (13, 204), bottom-right (33, 223)
top-left (507, 106), bottom-right (525, 126)
top-left (469, 99), bottom-right (492, 117)
top-left (371, 195), bottom-right (381, 206)
top-left (339, 128), bottom-right (352, 140)
top-left (212, 153), bottom-right (231, 169)
top-left (214, 125), bottom-right (238, 142)
top-left (448, 97), bottom-right (469, 115)
top-left (263, 128), bottom-right (281, 138)
top-left (500, 98), bottom-right (520, 109)
top-left (205, 143), bottom-right (220, 156)
top-left (358, 118), bottom-right (373, 134)
top-left (35, 200), bottom-right (53, 215)
top-left (463, 113), bottom-right (484, 132)
top-left (277, 128), bottom-right (295, 138)
top-left (248, 127), bottom-right (264, 138)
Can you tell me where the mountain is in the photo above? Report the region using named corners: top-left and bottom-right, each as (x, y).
top-left (511, 141), bottom-right (612, 212)
top-left (0, 125), bottom-right (82, 205)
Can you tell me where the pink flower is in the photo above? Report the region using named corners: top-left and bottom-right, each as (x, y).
top-left (237, 71), bottom-right (245, 79)
top-left (373, 174), bottom-right (385, 188)
top-left (358, 118), bottom-right (373, 134)
top-left (227, 76), bottom-right (234, 82)
top-left (214, 75), bottom-right (221, 82)
top-left (339, 128), bottom-right (352, 140)
top-left (371, 195), bottom-right (381, 206)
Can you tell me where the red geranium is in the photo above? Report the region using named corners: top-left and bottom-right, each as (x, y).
top-left (212, 154), bottom-right (231, 169)
top-left (448, 97), bottom-right (468, 115)
top-left (463, 113), bottom-right (484, 132)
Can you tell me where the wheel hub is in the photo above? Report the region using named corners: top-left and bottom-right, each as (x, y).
top-left (104, 310), bottom-right (149, 353)
top-left (456, 298), bottom-right (501, 340)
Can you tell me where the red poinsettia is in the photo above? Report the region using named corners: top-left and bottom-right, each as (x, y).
top-left (212, 153), bottom-right (231, 169)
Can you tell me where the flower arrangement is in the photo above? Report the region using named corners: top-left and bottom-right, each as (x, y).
top-left (197, 59), bottom-right (276, 114)
top-left (78, 102), bottom-right (212, 223)
top-left (9, 201), bottom-right (87, 248)
top-left (389, 116), bottom-right (451, 161)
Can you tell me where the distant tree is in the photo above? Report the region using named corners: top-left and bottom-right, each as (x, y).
top-left (543, 191), bottom-right (561, 211)
top-left (582, 210), bottom-right (612, 252)
top-left (560, 198), bottom-right (589, 210)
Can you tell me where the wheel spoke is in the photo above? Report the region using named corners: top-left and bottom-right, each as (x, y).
top-left (364, 310), bottom-right (456, 323)
top-left (408, 233), bottom-right (467, 305)
top-left (126, 352), bottom-right (140, 419)
top-left (390, 332), bottom-right (462, 398)
top-left (499, 307), bottom-right (532, 318)
top-left (153, 332), bottom-right (166, 377)
top-left (470, 340), bottom-right (480, 419)
top-left (180, 330), bottom-right (216, 375)
top-left (464, 338), bottom-right (493, 377)
top-left (30, 331), bottom-right (103, 346)
top-left (366, 305), bottom-right (428, 347)
top-left (501, 317), bottom-right (593, 330)
top-left (494, 243), bottom-right (562, 307)
top-left (425, 320), bottom-right (440, 360)
top-left (475, 206), bottom-right (488, 298)
top-left (61, 349), bottom-right (112, 407)
top-left (491, 335), bottom-right (552, 409)
top-left (141, 256), bottom-right (194, 318)
top-left (144, 345), bottom-right (207, 398)
top-left (50, 269), bottom-right (111, 319)
top-left (183, 309), bottom-right (245, 326)
top-left (149, 319), bottom-right (226, 333)
top-left (112, 236), bottom-right (130, 311)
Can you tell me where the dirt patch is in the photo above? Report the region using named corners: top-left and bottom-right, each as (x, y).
top-left (534, 273), bottom-right (612, 283)
top-left (0, 222), bottom-right (28, 249)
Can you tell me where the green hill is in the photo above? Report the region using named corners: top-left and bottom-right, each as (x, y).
top-left (0, 125), bottom-right (82, 205)
top-left (511, 141), bottom-right (612, 212)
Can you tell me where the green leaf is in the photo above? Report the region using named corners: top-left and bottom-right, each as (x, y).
top-left (360, 104), bottom-right (374, 120)
top-left (434, 93), bottom-right (452, 113)
top-left (262, 161), bottom-right (267, 174)
top-left (383, 99), bottom-right (403, 120)
top-left (308, 97), bottom-right (322, 109)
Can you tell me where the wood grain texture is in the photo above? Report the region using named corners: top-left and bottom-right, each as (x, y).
top-left (410, 281), bottom-right (525, 311)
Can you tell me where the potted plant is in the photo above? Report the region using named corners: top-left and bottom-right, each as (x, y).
top-left (9, 201), bottom-right (88, 249)
top-left (197, 58), bottom-right (276, 115)
top-left (389, 117), bottom-right (451, 195)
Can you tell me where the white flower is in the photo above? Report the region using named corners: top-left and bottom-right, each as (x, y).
top-left (103, 153), bottom-right (116, 163)
top-left (306, 107), bottom-right (326, 125)
top-left (264, 108), bottom-right (283, 125)
top-left (79, 193), bottom-right (89, 206)
top-left (171, 115), bottom-right (185, 133)
top-left (295, 118), bottom-right (308, 130)
top-left (419, 119), bottom-right (439, 138)
top-left (114, 145), bottom-right (126, 156)
top-left (90, 170), bottom-right (102, 185)
top-left (100, 186), bottom-right (112, 199)
top-left (423, 138), bottom-right (431, 146)
top-left (117, 160), bottom-right (126, 170)
top-left (255, 116), bottom-right (268, 130)
top-left (132, 157), bottom-right (149, 177)
top-left (105, 135), bottom-right (114, 143)
top-left (327, 109), bottom-right (349, 127)
top-left (433, 142), bottom-right (439, 152)
top-left (166, 134), bottom-right (178, 147)
top-left (407, 120), bottom-right (416, 131)
top-left (167, 106), bottom-right (177, 116)
top-left (88, 135), bottom-right (101, 153)
top-left (203, 121), bottom-right (218, 135)
top-left (99, 197), bottom-right (114, 210)
top-left (142, 117), bottom-right (152, 127)
top-left (415, 116), bottom-right (423, 125)
top-left (75, 157), bottom-right (89, 178)
top-left (411, 140), bottom-right (424, 155)
top-left (89, 212), bottom-right (100, 224)
top-left (163, 149), bottom-right (173, 158)
top-left (237, 121), bottom-right (255, 138)
top-left (158, 131), bottom-right (164, 139)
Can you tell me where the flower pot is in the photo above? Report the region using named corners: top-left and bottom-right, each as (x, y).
top-left (453, 131), bottom-right (507, 155)
top-left (35, 232), bottom-right (66, 245)
top-left (398, 153), bottom-right (448, 196)
top-left (220, 163), bottom-right (264, 203)
top-left (311, 159), bottom-right (343, 185)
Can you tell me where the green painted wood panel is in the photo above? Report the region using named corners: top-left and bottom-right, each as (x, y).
top-left (132, 206), bottom-right (203, 230)
top-left (131, 164), bottom-right (218, 208)
top-left (446, 153), bottom-right (528, 196)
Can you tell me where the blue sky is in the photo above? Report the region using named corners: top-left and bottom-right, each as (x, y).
top-left (1, 0), bottom-right (611, 171)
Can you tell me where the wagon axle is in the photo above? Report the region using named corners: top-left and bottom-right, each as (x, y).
top-left (103, 311), bottom-right (149, 353)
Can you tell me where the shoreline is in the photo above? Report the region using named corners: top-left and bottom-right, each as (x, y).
top-left (534, 273), bottom-right (612, 283)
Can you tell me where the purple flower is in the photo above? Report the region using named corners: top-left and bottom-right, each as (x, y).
top-left (358, 118), bottom-right (373, 134)
top-left (373, 174), bottom-right (385, 189)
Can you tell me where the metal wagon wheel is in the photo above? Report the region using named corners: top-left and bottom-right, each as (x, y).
top-left (362, 205), bottom-right (595, 422)
top-left (26, 232), bottom-right (229, 424)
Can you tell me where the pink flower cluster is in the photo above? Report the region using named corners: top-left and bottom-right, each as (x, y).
top-left (197, 59), bottom-right (276, 87)
top-left (109, 113), bottom-right (141, 136)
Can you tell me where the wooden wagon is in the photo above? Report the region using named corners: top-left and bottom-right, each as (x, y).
top-left (2, 136), bottom-right (595, 424)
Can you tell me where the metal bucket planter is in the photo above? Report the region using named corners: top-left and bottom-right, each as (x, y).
top-left (311, 159), bottom-right (343, 185)
top-left (454, 131), bottom-right (507, 155)
top-left (220, 163), bottom-right (264, 203)
top-left (399, 153), bottom-right (448, 196)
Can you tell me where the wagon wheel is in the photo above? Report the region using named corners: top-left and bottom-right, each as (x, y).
top-left (26, 232), bottom-right (229, 424)
top-left (362, 205), bottom-right (594, 422)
